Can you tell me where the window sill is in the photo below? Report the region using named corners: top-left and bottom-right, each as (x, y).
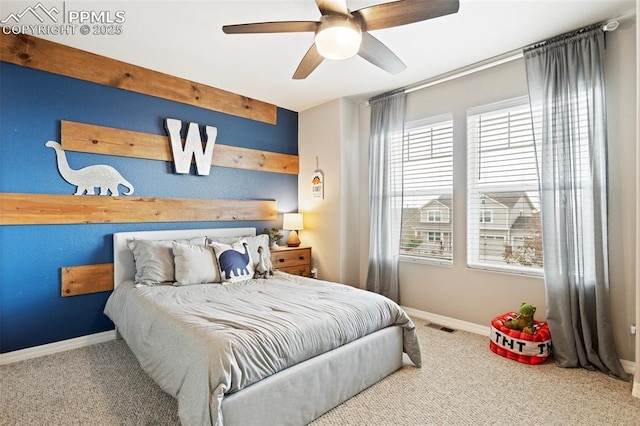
top-left (399, 255), bottom-right (453, 267)
top-left (467, 262), bottom-right (544, 278)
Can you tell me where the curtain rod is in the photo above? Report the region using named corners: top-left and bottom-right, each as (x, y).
top-left (404, 49), bottom-right (524, 94)
top-left (370, 18), bottom-right (623, 100)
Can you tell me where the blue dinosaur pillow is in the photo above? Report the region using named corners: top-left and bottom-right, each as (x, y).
top-left (210, 239), bottom-right (255, 283)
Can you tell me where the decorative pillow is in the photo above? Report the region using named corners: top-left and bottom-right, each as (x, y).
top-left (208, 234), bottom-right (271, 269)
top-left (210, 240), bottom-right (255, 283)
top-left (172, 242), bottom-right (220, 286)
top-left (127, 237), bottom-right (206, 285)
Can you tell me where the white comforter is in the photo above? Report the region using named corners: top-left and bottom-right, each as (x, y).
top-left (104, 272), bottom-right (421, 426)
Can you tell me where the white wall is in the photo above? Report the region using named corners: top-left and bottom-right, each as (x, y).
top-left (634, 0), bottom-right (640, 397)
top-left (606, 19), bottom-right (638, 364)
top-left (358, 103), bottom-right (372, 286)
top-left (298, 98), bottom-right (359, 285)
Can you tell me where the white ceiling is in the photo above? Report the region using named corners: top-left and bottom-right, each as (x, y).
top-left (13, 0), bottom-right (637, 112)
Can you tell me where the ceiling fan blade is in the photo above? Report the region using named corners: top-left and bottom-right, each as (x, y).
top-left (315, 0), bottom-right (349, 16)
top-left (358, 32), bottom-right (406, 75)
top-left (353, 0), bottom-right (460, 31)
top-left (223, 21), bottom-right (318, 34)
top-left (293, 44), bottom-right (324, 80)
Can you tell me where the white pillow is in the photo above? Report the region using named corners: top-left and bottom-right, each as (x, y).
top-left (172, 242), bottom-right (220, 285)
top-left (210, 239), bottom-right (255, 283)
top-left (127, 237), bottom-right (206, 285)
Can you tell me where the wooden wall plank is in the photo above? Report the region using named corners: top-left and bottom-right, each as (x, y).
top-left (0, 33), bottom-right (277, 124)
top-left (62, 121), bottom-right (170, 161)
top-left (61, 121), bottom-right (299, 175)
top-left (0, 193), bottom-right (277, 225)
top-left (62, 264), bottom-right (114, 297)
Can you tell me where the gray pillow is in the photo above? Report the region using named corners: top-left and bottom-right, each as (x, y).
top-left (173, 242), bottom-right (220, 285)
top-left (127, 237), bottom-right (206, 285)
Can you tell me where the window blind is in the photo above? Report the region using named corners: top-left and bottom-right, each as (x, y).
top-left (393, 115), bottom-right (454, 263)
top-left (467, 97), bottom-right (543, 274)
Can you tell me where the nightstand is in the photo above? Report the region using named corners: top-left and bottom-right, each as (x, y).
top-left (270, 246), bottom-right (312, 277)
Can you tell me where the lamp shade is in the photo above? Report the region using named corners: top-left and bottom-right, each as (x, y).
top-left (314, 15), bottom-right (362, 60)
top-left (283, 213), bottom-right (304, 231)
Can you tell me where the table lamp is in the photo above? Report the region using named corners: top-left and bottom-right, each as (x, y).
top-left (283, 213), bottom-right (304, 247)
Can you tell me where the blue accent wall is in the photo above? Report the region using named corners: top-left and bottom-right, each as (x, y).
top-left (0, 62), bottom-right (299, 353)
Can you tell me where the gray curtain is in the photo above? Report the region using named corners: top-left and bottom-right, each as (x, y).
top-left (524, 26), bottom-right (628, 379)
top-left (366, 91), bottom-right (406, 302)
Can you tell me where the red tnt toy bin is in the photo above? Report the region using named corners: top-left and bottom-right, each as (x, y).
top-left (489, 312), bottom-right (552, 365)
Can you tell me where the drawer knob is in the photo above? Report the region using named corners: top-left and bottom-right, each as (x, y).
top-left (278, 258), bottom-right (285, 263)
top-left (298, 256), bottom-right (304, 260)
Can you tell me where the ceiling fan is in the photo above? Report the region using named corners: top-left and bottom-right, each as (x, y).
top-left (222, 0), bottom-right (460, 79)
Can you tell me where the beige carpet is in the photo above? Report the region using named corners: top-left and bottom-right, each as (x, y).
top-left (2, 319), bottom-right (639, 425)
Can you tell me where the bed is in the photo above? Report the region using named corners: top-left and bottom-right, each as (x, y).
top-left (105, 227), bottom-right (421, 426)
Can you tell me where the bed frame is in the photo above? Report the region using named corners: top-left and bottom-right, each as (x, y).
top-left (113, 227), bottom-right (403, 425)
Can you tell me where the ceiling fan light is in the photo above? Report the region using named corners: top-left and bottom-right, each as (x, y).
top-left (315, 19), bottom-right (362, 60)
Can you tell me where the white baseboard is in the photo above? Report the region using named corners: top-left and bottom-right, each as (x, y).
top-left (402, 306), bottom-right (636, 376)
top-left (0, 330), bottom-right (117, 365)
top-left (620, 359), bottom-right (637, 377)
top-left (633, 380), bottom-right (640, 398)
top-left (401, 306), bottom-right (491, 336)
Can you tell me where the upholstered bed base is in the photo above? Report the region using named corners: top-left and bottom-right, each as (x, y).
top-left (222, 326), bottom-right (403, 425)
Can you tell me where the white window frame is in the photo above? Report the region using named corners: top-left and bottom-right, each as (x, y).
top-left (479, 210), bottom-right (493, 223)
top-left (397, 114), bottom-right (454, 265)
top-left (467, 97), bottom-right (543, 276)
top-left (427, 232), bottom-right (442, 242)
top-left (425, 210), bottom-right (442, 222)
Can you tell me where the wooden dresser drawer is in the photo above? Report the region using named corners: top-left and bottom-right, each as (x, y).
top-left (278, 265), bottom-right (311, 278)
top-left (270, 246), bottom-right (311, 277)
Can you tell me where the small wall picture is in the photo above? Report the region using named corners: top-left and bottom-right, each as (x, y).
top-left (311, 170), bottom-right (324, 200)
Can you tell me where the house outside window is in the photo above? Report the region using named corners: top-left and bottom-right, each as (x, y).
top-left (467, 97), bottom-right (543, 274)
top-left (394, 114), bottom-right (453, 263)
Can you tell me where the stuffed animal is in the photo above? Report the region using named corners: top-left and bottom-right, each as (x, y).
top-left (254, 246), bottom-right (274, 279)
top-left (503, 302), bottom-right (536, 334)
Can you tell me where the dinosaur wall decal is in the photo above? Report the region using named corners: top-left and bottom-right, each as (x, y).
top-left (45, 141), bottom-right (134, 196)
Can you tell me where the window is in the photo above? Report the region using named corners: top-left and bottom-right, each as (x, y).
top-left (424, 210), bottom-right (442, 222)
top-left (394, 114), bottom-right (453, 263)
top-left (479, 210), bottom-right (493, 223)
top-left (427, 232), bottom-right (442, 242)
top-left (467, 97), bottom-right (543, 274)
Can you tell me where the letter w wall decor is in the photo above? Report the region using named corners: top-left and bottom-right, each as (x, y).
top-left (165, 118), bottom-right (217, 175)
